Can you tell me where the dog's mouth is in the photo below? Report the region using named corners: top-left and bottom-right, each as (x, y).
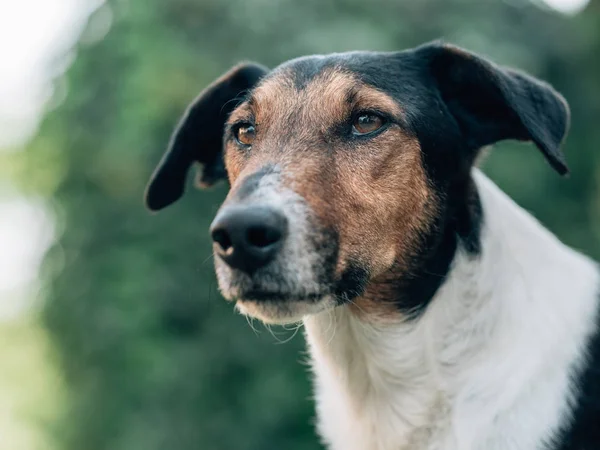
top-left (234, 292), bottom-right (336, 324)
top-left (215, 252), bottom-right (370, 324)
top-left (220, 285), bottom-right (334, 324)
top-left (235, 289), bottom-right (326, 303)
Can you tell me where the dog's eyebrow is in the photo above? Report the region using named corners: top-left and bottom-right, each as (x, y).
top-left (219, 90), bottom-right (254, 120)
top-left (348, 85), bottom-right (405, 120)
top-left (226, 94), bottom-right (256, 124)
top-left (246, 93), bottom-right (257, 109)
top-left (345, 88), bottom-right (359, 105)
top-left (234, 92), bottom-right (261, 116)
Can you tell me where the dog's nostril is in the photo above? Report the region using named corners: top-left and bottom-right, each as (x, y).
top-left (246, 225), bottom-right (282, 248)
top-left (211, 228), bottom-right (233, 252)
top-left (209, 206), bottom-right (288, 274)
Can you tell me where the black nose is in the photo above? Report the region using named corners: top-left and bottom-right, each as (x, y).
top-left (210, 206), bottom-right (288, 274)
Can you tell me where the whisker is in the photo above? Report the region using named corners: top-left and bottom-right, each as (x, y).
top-left (245, 315), bottom-right (261, 336)
top-left (274, 322), bottom-right (304, 345)
top-left (325, 306), bottom-right (337, 346)
top-left (220, 90), bottom-right (251, 114)
top-left (202, 251), bottom-right (215, 266)
top-left (265, 323), bottom-right (280, 342)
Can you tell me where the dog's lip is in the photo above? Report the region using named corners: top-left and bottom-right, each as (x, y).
top-left (236, 289), bottom-right (326, 302)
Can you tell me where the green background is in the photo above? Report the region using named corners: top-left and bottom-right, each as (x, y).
top-left (3, 0), bottom-right (600, 449)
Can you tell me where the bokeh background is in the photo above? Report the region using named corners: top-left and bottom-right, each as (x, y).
top-left (1, 0), bottom-right (599, 449)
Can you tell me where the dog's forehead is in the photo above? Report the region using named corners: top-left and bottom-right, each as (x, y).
top-left (273, 53), bottom-right (359, 89)
top-left (242, 52), bottom-right (415, 122)
top-left (246, 51), bottom-right (423, 114)
top-left (251, 56), bottom-right (359, 104)
top-left (270, 51), bottom-right (411, 88)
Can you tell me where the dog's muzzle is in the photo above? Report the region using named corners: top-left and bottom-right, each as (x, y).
top-left (208, 168), bottom-right (341, 324)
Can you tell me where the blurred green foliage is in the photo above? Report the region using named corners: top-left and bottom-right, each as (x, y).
top-left (11, 0), bottom-right (600, 448)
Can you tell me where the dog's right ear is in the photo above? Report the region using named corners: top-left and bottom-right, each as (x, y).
top-left (145, 63), bottom-right (269, 211)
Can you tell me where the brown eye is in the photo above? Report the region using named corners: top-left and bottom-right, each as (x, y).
top-left (235, 124), bottom-right (256, 146)
top-left (352, 113), bottom-right (384, 135)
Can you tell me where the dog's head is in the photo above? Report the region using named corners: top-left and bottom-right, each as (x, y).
top-left (145, 42), bottom-right (569, 324)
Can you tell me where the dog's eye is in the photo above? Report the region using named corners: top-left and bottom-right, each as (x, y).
top-left (234, 123), bottom-right (256, 146)
top-left (352, 113), bottom-right (384, 136)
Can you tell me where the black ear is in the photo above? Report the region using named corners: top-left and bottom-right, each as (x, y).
top-left (418, 42), bottom-right (570, 175)
top-left (145, 63), bottom-right (269, 211)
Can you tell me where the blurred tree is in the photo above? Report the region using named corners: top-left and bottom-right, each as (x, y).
top-left (14, 0), bottom-right (600, 449)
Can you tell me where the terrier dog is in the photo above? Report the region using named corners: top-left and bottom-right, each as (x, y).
top-left (145, 42), bottom-right (600, 450)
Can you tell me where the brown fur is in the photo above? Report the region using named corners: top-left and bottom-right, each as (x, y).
top-left (224, 68), bottom-right (439, 320)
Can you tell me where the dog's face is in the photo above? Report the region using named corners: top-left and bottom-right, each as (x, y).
top-left (212, 65), bottom-right (437, 323)
top-left (145, 42), bottom-right (570, 324)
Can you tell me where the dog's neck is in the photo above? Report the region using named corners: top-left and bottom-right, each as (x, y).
top-left (303, 169), bottom-right (598, 450)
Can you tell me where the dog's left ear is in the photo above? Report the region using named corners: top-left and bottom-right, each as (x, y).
top-left (145, 62), bottom-right (269, 211)
top-left (418, 42), bottom-right (570, 175)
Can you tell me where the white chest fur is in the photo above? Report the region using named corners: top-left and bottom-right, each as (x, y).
top-left (303, 170), bottom-right (599, 450)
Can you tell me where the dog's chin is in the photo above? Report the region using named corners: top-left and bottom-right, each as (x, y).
top-left (234, 295), bottom-right (336, 325)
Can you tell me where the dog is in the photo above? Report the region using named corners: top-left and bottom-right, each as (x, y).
top-left (144, 42), bottom-right (600, 450)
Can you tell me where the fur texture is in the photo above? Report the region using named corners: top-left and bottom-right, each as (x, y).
top-left (305, 170), bottom-right (599, 450)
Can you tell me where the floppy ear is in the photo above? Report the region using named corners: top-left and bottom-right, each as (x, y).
top-left (418, 42), bottom-right (570, 175)
top-left (145, 62), bottom-right (269, 211)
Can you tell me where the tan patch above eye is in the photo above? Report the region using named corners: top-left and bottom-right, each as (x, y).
top-left (353, 89), bottom-right (403, 118)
